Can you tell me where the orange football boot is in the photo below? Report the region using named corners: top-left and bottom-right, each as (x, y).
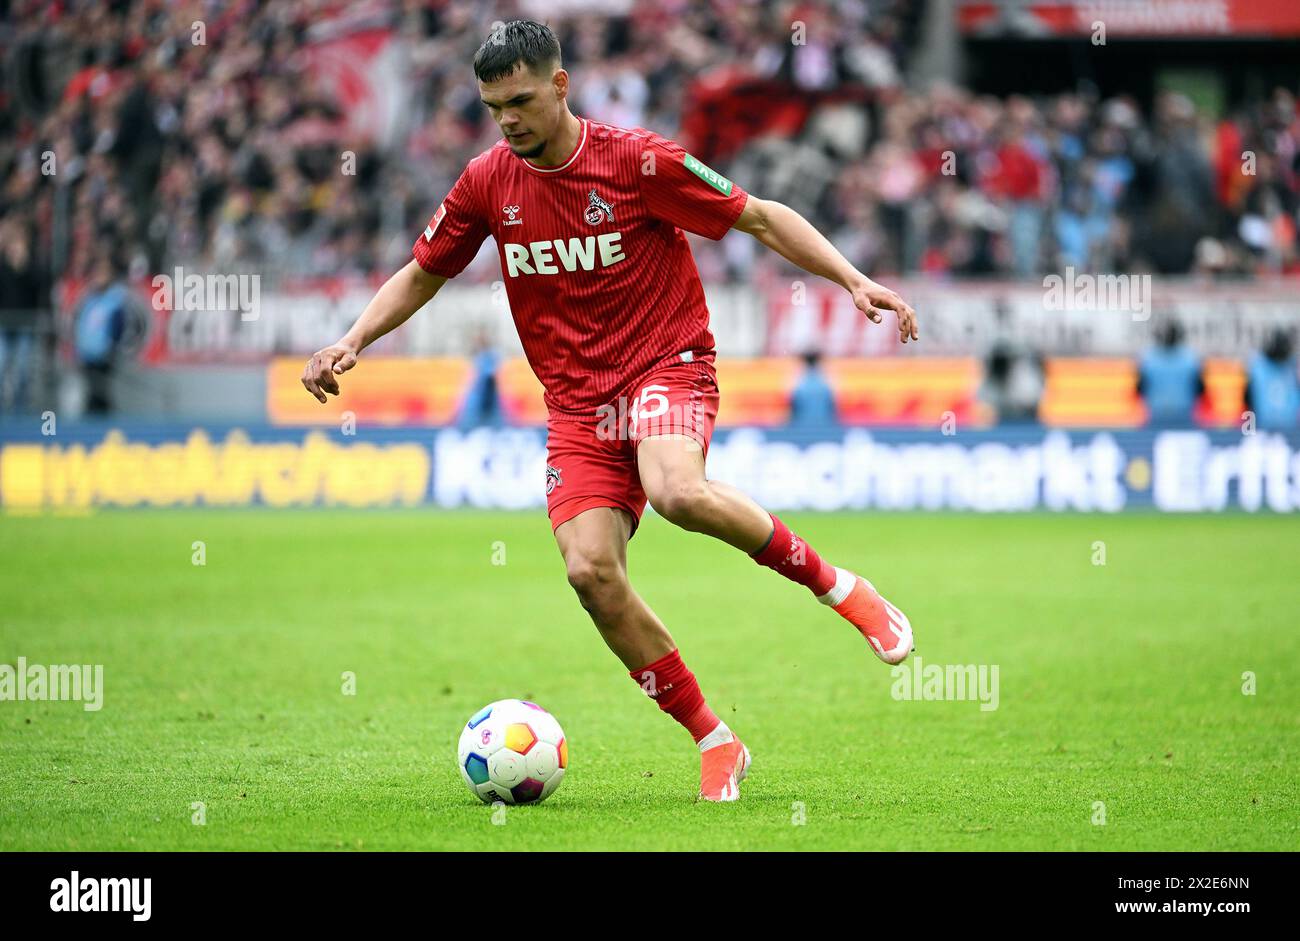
top-left (698, 734), bottom-right (751, 802)
top-left (827, 568), bottom-right (914, 665)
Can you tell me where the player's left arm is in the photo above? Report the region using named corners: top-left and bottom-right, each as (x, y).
top-left (732, 196), bottom-right (918, 343)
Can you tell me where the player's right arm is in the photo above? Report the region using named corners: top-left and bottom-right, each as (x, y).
top-left (733, 197), bottom-right (919, 344)
top-left (301, 261), bottom-right (446, 403)
top-left (302, 159), bottom-right (491, 402)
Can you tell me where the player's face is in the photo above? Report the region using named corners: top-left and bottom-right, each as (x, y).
top-left (479, 63), bottom-right (566, 159)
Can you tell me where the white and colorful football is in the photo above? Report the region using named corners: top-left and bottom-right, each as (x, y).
top-left (456, 699), bottom-right (568, 805)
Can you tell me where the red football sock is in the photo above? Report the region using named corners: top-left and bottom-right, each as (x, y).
top-left (629, 648), bottom-right (721, 743)
top-left (750, 513), bottom-right (838, 596)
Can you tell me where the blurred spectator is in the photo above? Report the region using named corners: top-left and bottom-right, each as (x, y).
top-left (1054, 117), bottom-right (1134, 272)
top-left (73, 254), bottom-right (128, 415)
top-left (789, 351), bottom-right (837, 427)
top-left (0, 221), bottom-right (44, 413)
top-left (458, 330), bottom-right (503, 428)
top-left (1138, 320), bottom-right (1204, 425)
top-left (978, 300), bottom-right (1043, 422)
top-left (1245, 329), bottom-right (1300, 430)
top-left (1137, 93), bottom-right (1217, 274)
top-left (981, 110), bottom-right (1049, 277)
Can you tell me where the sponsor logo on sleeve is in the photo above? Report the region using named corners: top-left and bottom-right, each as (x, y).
top-left (683, 153), bottom-right (733, 195)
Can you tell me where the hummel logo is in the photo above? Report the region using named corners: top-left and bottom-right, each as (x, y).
top-left (503, 204), bottom-right (523, 226)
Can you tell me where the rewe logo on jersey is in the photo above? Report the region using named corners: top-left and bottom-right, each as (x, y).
top-left (504, 233), bottom-right (626, 277)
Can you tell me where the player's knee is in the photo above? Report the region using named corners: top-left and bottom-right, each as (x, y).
top-left (648, 478), bottom-right (710, 529)
top-left (565, 550), bottom-right (624, 609)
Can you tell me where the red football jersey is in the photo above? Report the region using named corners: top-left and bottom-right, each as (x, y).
top-left (412, 118), bottom-right (749, 419)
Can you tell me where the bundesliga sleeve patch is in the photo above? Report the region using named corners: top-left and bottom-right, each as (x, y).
top-left (425, 202), bottom-right (447, 241)
top-left (683, 153), bottom-right (733, 196)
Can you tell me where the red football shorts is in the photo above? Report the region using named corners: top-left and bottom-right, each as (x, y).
top-left (544, 352), bottom-right (720, 536)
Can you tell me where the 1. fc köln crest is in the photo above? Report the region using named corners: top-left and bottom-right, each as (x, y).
top-left (545, 464), bottom-right (563, 495)
top-left (584, 190), bottom-right (614, 225)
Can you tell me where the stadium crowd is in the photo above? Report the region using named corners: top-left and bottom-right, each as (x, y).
top-left (4, 0), bottom-right (1298, 288)
top-left (0, 0), bottom-right (1298, 419)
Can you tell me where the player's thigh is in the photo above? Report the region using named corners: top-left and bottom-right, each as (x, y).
top-left (636, 434), bottom-right (706, 508)
top-left (553, 506), bottom-right (633, 585)
top-left (630, 360), bottom-right (719, 505)
top-left (545, 417), bottom-right (648, 536)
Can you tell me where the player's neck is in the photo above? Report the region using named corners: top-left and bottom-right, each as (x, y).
top-left (529, 110), bottom-right (583, 168)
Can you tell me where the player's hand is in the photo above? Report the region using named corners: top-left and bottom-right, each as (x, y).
top-left (851, 279), bottom-right (919, 344)
top-left (301, 344), bottom-right (359, 403)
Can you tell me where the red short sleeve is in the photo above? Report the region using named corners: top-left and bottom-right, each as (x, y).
top-left (638, 135), bottom-right (748, 240)
top-left (412, 160), bottom-right (491, 278)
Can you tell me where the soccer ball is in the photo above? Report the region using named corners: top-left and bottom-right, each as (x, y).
top-left (456, 699), bottom-right (567, 805)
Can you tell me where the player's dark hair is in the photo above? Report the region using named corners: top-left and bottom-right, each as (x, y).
top-left (473, 20), bottom-right (561, 83)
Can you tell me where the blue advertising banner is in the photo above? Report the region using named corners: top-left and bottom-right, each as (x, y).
top-left (2, 423), bottom-right (1298, 513)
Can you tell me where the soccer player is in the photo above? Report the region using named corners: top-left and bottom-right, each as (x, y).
top-left (302, 20), bottom-right (918, 802)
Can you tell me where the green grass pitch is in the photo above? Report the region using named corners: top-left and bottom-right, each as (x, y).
top-left (1, 509), bottom-right (1296, 851)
